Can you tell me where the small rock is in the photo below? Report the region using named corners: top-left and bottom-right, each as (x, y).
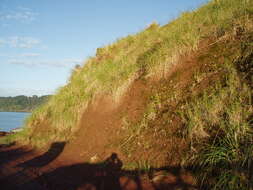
top-left (90, 155), bottom-right (99, 163)
top-left (152, 174), bottom-right (166, 183)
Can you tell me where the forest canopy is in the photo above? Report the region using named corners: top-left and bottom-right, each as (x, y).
top-left (0, 95), bottom-right (51, 112)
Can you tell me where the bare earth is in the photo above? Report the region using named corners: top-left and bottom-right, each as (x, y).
top-left (0, 142), bottom-right (197, 190)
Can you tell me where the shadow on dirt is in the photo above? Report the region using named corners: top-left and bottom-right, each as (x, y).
top-left (0, 146), bottom-right (32, 164)
top-left (0, 142), bottom-right (197, 190)
top-left (17, 142), bottom-right (66, 168)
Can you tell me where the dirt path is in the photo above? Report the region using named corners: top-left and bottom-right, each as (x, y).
top-left (0, 145), bottom-right (47, 190)
top-left (0, 143), bottom-right (197, 190)
top-left (0, 164), bottom-right (46, 190)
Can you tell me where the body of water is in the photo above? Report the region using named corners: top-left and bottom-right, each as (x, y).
top-left (0, 112), bottom-right (30, 132)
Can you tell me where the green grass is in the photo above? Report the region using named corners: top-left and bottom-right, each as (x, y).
top-left (9, 0), bottom-right (253, 151)
top-left (2, 0), bottom-right (252, 188)
top-left (119, 99), bottom-right (158, 157)
top-left (123, 160), bottom-right (152, 173)
top-left (180, 60), bottom-right (253, 189)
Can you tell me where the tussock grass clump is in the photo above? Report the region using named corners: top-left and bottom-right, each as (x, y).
top-left (14, 0), bottom-right (253, 147)
top-left (181, 61), bottom-right (253, 189)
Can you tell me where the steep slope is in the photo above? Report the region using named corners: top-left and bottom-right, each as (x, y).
top-left (4, 0), bottom-right (253, 189)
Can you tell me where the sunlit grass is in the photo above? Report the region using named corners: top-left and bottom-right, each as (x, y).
top-left (13, 0), bottom-right (253, 148)
top-left (4, 0), bottom-right (253, 188)
top-left (181, 61), bottom-right (253, 189)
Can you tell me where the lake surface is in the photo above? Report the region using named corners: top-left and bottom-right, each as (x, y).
top-left (0, 112), bottom-right (30, 132)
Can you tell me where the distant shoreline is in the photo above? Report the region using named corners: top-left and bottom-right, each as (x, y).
top-left (0, 131), bottom-right (10, 137)
top-left (0, 95), bottom-right (51, 113)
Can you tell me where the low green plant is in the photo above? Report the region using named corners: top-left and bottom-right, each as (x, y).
top-left (123, 160), bottom-right (152, 173)
top-left (137, 160), bottom-right (152, 173)
top-left (119, 96), bottom-right (159, 157)
top-left (181, 61), bottom-right (253, 189)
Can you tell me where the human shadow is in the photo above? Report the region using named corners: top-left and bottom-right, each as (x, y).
top-left (2, 142), bottom-right (248, 190)
top-left (14, 153), bottom-right (198, 190)
top-left (31, 153), bottom-right (124, 190)
top-left (0, 142), bottom-right (201, 190)
top-left (17, 142), bottom-right (66, 168)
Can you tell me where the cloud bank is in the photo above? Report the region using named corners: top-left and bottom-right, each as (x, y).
top-left (20, 53), bottom-right (41, 57)
top-left (0, 87), bottom-right (52, 97)
top-left (0, 36), bottom-right (41, 49)
top-left (8, 59), bottom-right (82, 68)
top-left (0, 7), bottom-right (38, 23)
top-left (8, 36), bottom-right (41, 48)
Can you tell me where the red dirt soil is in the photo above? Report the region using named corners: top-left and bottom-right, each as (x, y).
top-left (0, 48), bottom-right (209, 190)
top-left (0, 77), bottom-right (198, 189)
top-left (0, 143), bottom-right (197, 190)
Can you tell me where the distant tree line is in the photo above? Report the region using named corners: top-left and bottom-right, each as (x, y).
top-left (0, 95), bottom-right (51, 112)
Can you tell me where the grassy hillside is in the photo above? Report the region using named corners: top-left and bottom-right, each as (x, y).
top-left (0, 95), bottom-right (51, 112)
top-left (4, 0), bottom-right (253, 189)
top-left (23, 0), bottom-right (252, 137)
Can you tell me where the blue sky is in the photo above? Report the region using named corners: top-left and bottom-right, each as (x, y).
top-left (0, 0), bottom-right (208, 97)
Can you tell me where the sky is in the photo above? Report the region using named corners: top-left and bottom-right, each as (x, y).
top-left (0, 0), bottom-right (208, 97)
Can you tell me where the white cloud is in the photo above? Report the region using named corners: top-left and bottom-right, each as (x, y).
top-left (20, 53), bottom-right (40, 57)
top-left (0, 87), bottom-right (51, 97)
top-left (0, 53), bottom-right (40, 58)
top-left (0, 36), bottom-right (42, 49)
top-left (0, 7), bottom-right (37, 23)
top-left (17, 7), bottom-right (32, 11)
top-left (8, 36), bottom-right (41, 48)
top-left (8, 59), bottom-right (82, 68)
